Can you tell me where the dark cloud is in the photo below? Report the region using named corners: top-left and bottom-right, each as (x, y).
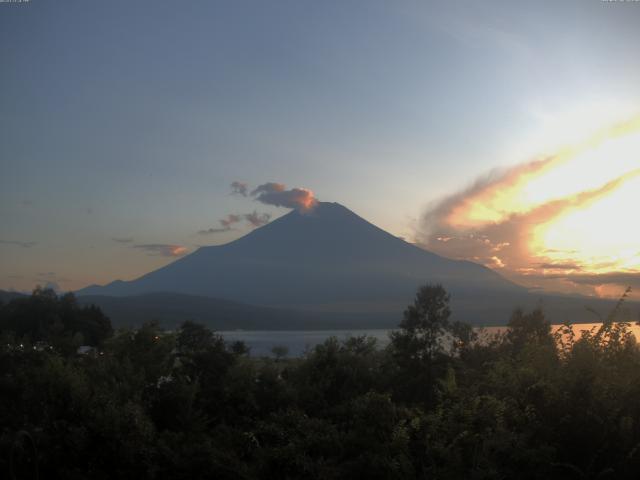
top-left (198, 227), bottom-right (230, 235)
top-left (198, 180), bottom-right (308, 236)
top-left (535, 262), bottom-right (584, 271)
top-left (20, 199), bottom-right (33, 207)
top-left (244, 211), bottom-right (271, 227)
top-left (133, 244), bottom-right (188, 257)
top-left (112, 237), bottom-right (134, 243)
top-left (0, 239), bottom-right (37, 248)
top-left (560, 272), bottom-right (640, 287)
top-left (221, 214), bottom-right (242, 229)
top-left (251, 182), bottom-right (318, 212)
top-left (197, 214), bottom-right (240, 235)
top-left (512, 271), bottom-right (640, 301)
top-left (231, 181), bottom-right (249, 197)
top-left (198, 211), bottom-right (270, 235)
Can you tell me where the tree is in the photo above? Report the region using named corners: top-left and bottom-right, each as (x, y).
top-left (507, 307), bottom-right (553, 351)
top-left (394, 284), bottom-right (452, 359)
top-left (229, 340), bottom-right (250, 356)
top-left (389, 284), bottom-right (468, 406)
top-left (0, 288), bottom-right (112, 354)
top-left (176, 320), bottom-right (218, 354)
top-left (271, 345), bottom-right (289, 362)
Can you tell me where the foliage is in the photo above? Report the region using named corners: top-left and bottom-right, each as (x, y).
top-left (388, 284), bottom-right (475, 406)
top-left (0, 287), bottom-right (112, 356)
top-left (2, 285), bottom-right (640, 478)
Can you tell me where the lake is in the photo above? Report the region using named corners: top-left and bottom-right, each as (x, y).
top-left (219, 322), bottom-right (640, 357)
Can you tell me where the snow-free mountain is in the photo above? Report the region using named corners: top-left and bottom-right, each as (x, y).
top-left (78, 202), bottom-right (627, 327)
top-left (78, 202), bottom-right (520, 304)
top-left (77, 202), bottom-right (568, 328)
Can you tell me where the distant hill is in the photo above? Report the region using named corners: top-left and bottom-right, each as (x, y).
top-left (75, 202), bottom-right (638, 327)
top-left (76, 291), bottom-right (639, 330)
top-left (0, 290), bottom-right (27, 303)
top-left (76, 292), bottom-right (400, 330)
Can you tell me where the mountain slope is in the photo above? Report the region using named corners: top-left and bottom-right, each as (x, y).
top-left (77, 202), bottom-right (524, 309)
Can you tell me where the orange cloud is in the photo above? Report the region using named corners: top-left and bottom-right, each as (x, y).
top-left (420, 117), bottom-right (640, 299)
top-left (251, 182), bottom-right (318, 212)
top-left (133, 244), bottom-right (188, 257)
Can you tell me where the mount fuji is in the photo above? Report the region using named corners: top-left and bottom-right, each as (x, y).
top-left (78, 202), bottom-right (616, 327)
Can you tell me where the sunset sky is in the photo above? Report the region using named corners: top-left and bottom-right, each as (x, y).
top-left (1, 1), bottom-right (640, 297)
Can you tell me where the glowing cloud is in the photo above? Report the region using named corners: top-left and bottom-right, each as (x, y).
top-left (421, 117), bottom-right (640, 298)
top-left (133, 244), bottom-right (188, 257)
top-left (251, 182), bottom-right (318, 212)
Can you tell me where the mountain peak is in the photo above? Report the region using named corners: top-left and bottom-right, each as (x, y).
top-left (306, 201), bottom-right (351, 214)
top-left (284, 201), bottom-right (360, 220)
top-left (225, 200), bottom-right (398, 254)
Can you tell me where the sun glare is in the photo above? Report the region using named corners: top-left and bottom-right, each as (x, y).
top-left (442, 116), bottom-right (640, 283)
top-left (534, 171), bottom-right (640, 274)
top-left (529, 119), bottom-right (640, 274)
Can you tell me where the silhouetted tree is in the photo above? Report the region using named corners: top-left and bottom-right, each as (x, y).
top-left (389, 284), bottom-right (468, 406)
top-left (270, 345), bottom-right (289, 361)
top-left (507, 307), bottom-right (553, 350)
top-left (176, 320), bottom-right (217, 354)
top-left (0, 288), bottom-right (112, 355)
top-left (4, 284), bottom-right (640, 478)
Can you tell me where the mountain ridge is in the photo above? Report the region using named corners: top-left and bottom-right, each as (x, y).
top-left (77, 202), bottom-right (524, 307)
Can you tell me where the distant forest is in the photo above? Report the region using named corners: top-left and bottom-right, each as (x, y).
top-left (2, 285), bottom-right (640, 479)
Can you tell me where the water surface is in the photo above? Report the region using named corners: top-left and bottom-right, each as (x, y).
top-left (220, 323), bottom-right (640, 357)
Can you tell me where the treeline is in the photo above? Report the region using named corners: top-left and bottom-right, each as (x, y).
top-left (2, 285), bottom-right (640, 479)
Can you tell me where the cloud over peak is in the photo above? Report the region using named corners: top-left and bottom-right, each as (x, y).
top-left (197, 180), bottom-right (313, 236)
top-left (251, 182), bottom-right (318, 212)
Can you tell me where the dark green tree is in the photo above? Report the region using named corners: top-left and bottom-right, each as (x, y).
top-left (389, 284), bottom-right (470, 406)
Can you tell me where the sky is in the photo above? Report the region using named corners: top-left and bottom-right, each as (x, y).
top-left (1, 0), bottom-right (640, 296)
